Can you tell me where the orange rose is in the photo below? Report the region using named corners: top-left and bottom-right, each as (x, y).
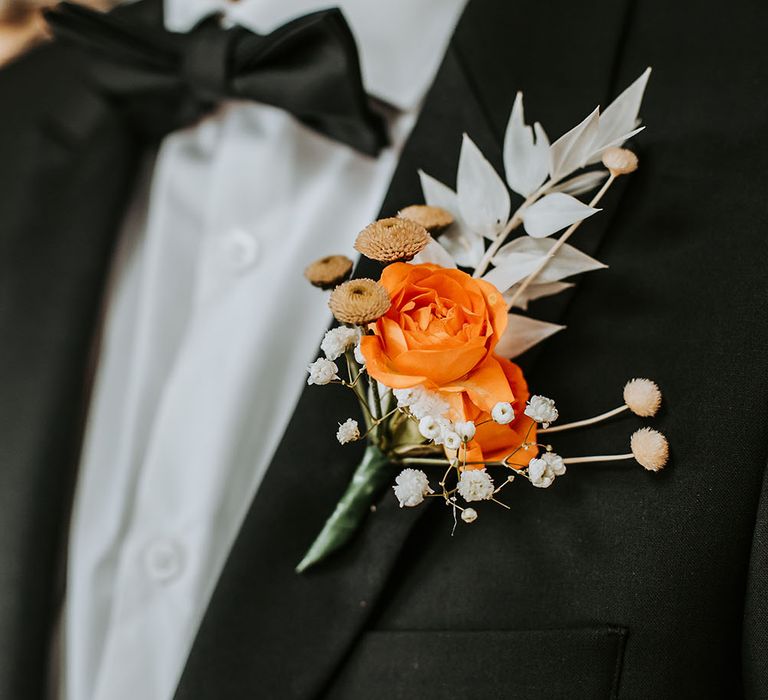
top-left (361, 263), bottom-right (511, 412)
top-left (360, 263), bottom-right (536, 467)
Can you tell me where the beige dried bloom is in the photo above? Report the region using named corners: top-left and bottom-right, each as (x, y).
top-left (602, 147), bottom-right (639, 176)
top-left (304, 255), bottom-right (353, 290)
top-left (354, 217), bottom-right (430, 262)
top-left (398, 205), bottom-right (454, 234)
top-left (328, 278), bottom-right (391, 325)
top-left (623, 378), bottom-right (662, 417)
top-left (630, 427), bottom-right (669, 471)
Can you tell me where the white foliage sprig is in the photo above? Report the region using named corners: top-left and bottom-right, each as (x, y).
top-left (417, 68), bottom-right (650, 357)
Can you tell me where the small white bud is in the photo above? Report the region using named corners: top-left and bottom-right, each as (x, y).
top-left (454, 420), bottom-right (476, 442)
top-left (491, 402), bottom-right (515, 425)
top-left (461, 507), bottom-right (478, 523)
top-left (418, 415), bottom-right (442, 440)
top-left (443, 431), bottom-right (462, 451)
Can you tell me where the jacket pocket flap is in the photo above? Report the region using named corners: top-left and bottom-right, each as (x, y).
top-left (327, 626), bottom-right (627, 699)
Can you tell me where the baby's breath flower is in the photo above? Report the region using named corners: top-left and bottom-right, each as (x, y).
top-left (454, 420), bottom-right (476, 442)
top-left (542, 451), bottom-right (566, 476)
top-left (527, 457), bottom-right (554, 488)
top-left (443, 431), bottom-right (462, 451)
top-left (306, 357), bottom-right (339, 386)
top-left (409, 390), bottom-right (450, 421)
top-left (336, 418), bottom-right (360, 445)
top-left (457, 469), bottom-right (495, 502)
top-left (524, 395), bottom-right (558, 428)
top-left (393, 469), bottom-right (433, 507)
top-left (623, 378), bottom-right (662, 417)
top-left (461, 507), bottom-right (478, 523)
top-left (393, 387), bottom-right (418, 407)
top-left (418, 416), bottom-right (442, 441)
top-left (491, 401), bottom-right (515, 425)
top-left (321, 326), bottom-right (361, 361)
top-left (630, 427), bottom-right (669, 471)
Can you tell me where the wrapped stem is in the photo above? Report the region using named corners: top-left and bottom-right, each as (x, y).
top-left (296, 444), bottom-right (391, 573)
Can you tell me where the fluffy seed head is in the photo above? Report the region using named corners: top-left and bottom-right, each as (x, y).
top-left (354, 217), bottom-right (430, 262)
top-left (630, 427), bottom-right (669, 471)
top-left (328, 278), bottom-right (391, 325)
top-left (461, 507), bottom-right (478, 524)
top-left (602, 147), bottom-right (639, 176)
top-left (398, 205), bottom-right (454, 234)
top-left (304, 255), bottom-right (353, 289)
top-left (624, 378), bottom-right (662, 417)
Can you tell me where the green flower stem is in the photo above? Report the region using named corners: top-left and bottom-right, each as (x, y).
top-left (296, 444), bottom-right (392, 573)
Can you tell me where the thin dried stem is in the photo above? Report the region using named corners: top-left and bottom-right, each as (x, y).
top-left (563, 453), bottom-right (633, 464)
top-left (539, 405), bottom-right (628, 433)
top-left (506, 173), bottom-right (616, 308)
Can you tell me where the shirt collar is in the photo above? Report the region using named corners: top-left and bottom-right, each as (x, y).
top-left (163, 0), bottom-right (467, 111)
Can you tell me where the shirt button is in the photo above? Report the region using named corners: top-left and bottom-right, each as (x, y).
top-left (221, 228), bottom-right (260, 273)
top-left (144, 537), bottom-right (185, 584)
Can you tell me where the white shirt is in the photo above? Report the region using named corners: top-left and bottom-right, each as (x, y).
top-left (62, 1), bottom-right (466, 699)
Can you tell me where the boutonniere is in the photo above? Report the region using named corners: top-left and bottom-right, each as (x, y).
top-left (297, 68), bottom-right (668, 573)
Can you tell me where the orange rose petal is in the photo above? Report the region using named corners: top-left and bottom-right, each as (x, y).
top-left (444, 356), bottom-right (515, 414)
top-left (360, 335), bottom-right (427, 387)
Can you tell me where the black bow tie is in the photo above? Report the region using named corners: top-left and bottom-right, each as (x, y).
top-left (45, 3), bottom-right (390, 156)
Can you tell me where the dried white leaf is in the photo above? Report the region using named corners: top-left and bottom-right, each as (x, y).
top-left (548, 107), bottom-right (600, 181)
top-left (504, 281), bottom-right (574, 310)
top-left (521, 192), bottom-right (600, 238)
top-left (585, 126), bottom-right (645, 165)
top-left (503, 92), bottom-right (550, 197)
top-left (587, 67), bottom-right (651, 162)
top-left (457, 134), bottom-right (511, 239)
top-left (419, 169), bottom-right (459, 213)
top-left (481, 257), bottom-right (541, 294)
top-left (419, 170), bottom-right (483, 268)
top-left (492, 236), bottom-right (606, 283)
top-left (438, 228), bottom-right (484, 268)
top-left (495, 314), bottom-right (565, 358)
top-left (412, 238), bottom-right (458, 268)
top-left (549, 170), bottom-right (608, 196)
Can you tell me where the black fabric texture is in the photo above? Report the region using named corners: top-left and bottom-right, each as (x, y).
top-left (0, 0), bottom-right (766, 698)
top-left (45, 2), bottom-right (388, 155)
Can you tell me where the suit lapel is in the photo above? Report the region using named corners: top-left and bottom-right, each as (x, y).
top-left (0, 41), bottom-right (140, 699)
top-left (174, 2), bottom-right (633, 697)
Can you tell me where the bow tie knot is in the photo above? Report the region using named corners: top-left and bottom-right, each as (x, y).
top-left (45, 3), bottom-right (389, 156)
top-left (180, 23), bottom-right (239, 103)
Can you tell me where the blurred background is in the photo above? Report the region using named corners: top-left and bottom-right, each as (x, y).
top-left (0, 0), bottom-right (111, 66)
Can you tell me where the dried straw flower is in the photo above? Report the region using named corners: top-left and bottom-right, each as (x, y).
top-left (602, 147), bottom-right (639, 176)
top-left (354, 218), bottom-right (430, 262)
top-left (624, 378), bottom-right (662, 417)
top-left (630, 427), bottom-right (669, 471)
top-left (304, 255), bottom-right (353, 290)
top-left (398, 205), bottom-right (454, 234)
top-left (328, 278), bottom-right (391, 325)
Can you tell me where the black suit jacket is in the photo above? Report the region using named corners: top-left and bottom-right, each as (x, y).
top-left (1, 0), bottom-right (767, 698)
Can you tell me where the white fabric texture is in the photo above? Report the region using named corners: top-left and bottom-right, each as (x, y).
top-left (62, 1), bottom-right (467, 699)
